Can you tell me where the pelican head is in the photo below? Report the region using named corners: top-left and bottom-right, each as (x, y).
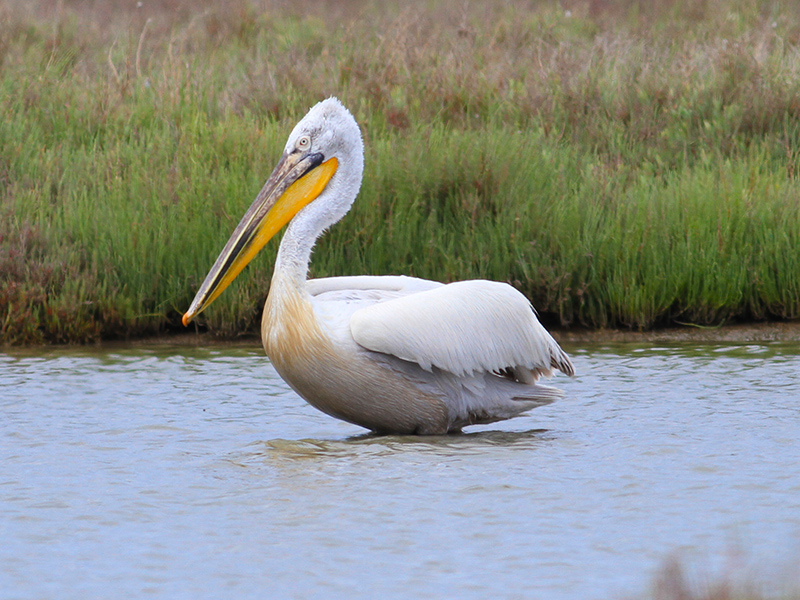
top-left (182, 97), bottom-right (364, 325)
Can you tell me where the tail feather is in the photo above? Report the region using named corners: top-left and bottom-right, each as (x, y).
top-left (551, 347), bottom-right (575, 377)
top-left (512, 382), bottom-right (563, 405)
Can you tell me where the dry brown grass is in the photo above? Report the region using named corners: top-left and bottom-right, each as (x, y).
top-left (644, 555), bottom-right (800, 600)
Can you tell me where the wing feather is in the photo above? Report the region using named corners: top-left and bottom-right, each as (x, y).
top-left (349, 280), bottom-right (573, 379)
top-left (307, 275), bottom-right (442, 297)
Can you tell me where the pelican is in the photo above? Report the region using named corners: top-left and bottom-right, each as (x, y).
top-left (182, 97), bottom-right (574, 434)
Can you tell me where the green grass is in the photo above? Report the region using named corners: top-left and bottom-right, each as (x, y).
top-left (3, 0), bottom-right (800, 343)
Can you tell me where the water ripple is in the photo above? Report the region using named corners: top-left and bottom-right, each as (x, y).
top-left (2, 342), bottom-right (800, 600)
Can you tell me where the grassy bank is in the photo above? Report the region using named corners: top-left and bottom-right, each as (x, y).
top-left (2, 0), bottom-right (800, 344)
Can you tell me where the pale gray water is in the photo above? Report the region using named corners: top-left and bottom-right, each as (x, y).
top-left (2, 342), bottom-right (800, 600)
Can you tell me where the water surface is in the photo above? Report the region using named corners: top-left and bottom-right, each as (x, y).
top-left (2, 342), bottom-right (800, 599)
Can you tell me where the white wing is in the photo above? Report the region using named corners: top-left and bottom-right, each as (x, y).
top-left (306, 275), bottom-right (445, 351)
top-left (349, 279), bottom-right (573, 380)
top-left (307, 275), bottom-right (442, 297)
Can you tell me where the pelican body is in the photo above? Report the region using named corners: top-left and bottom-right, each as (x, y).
top-left (183, 98), bottom-right (574, 434)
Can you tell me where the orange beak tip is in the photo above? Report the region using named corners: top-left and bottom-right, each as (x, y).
top-left (182, 313), bottom-right (191, 327)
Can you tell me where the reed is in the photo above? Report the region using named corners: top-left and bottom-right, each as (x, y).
top-left (2, 0), bottom-right (800, 343)
top-left (643, 555), bottom-right (800, 600)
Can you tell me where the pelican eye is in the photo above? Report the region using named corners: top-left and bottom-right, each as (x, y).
top-left (296, 135), bottom-right (311, 151)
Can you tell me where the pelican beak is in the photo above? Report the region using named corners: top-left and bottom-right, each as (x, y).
top-left (182, 152), bottom-right (339, 326)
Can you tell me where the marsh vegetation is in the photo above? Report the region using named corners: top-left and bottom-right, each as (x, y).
top-left (3, 0), bottom-right (800, 343)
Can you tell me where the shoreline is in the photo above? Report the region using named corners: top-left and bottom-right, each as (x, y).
top-left (6, 321), bottom-right (800, 351)
top-left (129, 321), bottom-right (800, 346)
top-left (555, 321), bottom-right (800, 344)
